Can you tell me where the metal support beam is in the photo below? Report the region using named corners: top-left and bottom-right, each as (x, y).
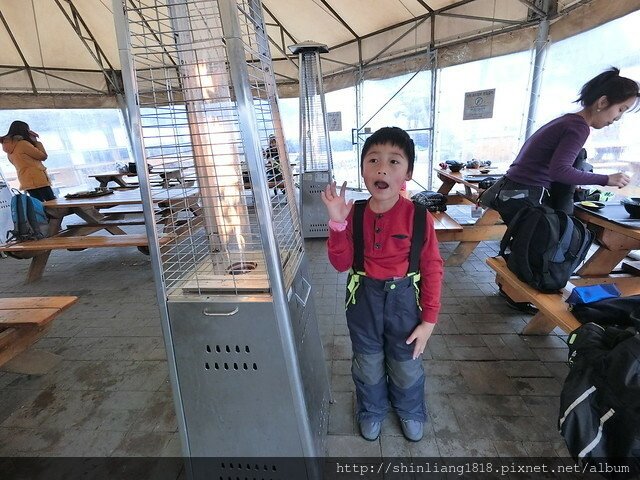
top-left (416, 0), bottom-right (435, 14)
top-left (53, 0), bottom-right (121, 93)
top-left (438, 11), bottom-right (523, 26)
top-left (525, 0), bottom-right (551, 139)
top-left (127, 0), bottom-right (178, 67)
top-left (363, 17), bottom-right (429, 67)
top-left (517, 0), bottom-right (547, 17)
top-left (262, 4), bottom-right (298, 55)
top-left (319, 0), bottom-right (359, 39)
top-left (0, 10), bottom-right (36, 93)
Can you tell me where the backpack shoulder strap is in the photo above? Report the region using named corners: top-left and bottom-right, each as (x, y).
top-left (550, 211), bottom-right (572, 262)
top-left (408, 202), bottom-right (427, 274)
top-left (498, 205), bottom-right (531, 256)
top-left (352, 200), bottom-right (367, 272)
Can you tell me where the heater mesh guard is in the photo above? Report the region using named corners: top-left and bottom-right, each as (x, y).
top-left (122, 0), bottom-right (304, 298)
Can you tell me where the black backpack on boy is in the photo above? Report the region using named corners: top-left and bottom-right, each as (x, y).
top-left (498, 205), bottom-right (592, 293)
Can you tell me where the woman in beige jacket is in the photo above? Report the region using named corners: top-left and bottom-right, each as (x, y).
top-left (1, 120), bottom-right (55, 201)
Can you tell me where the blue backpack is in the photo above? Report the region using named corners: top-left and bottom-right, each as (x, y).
top-left (6, 189), bottom-right (49, 242)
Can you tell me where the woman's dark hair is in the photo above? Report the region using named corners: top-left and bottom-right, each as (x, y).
top-left (576, 67), bottom-right (639, 107)
top-left (360, 126), bottom-right (415, 174)
top-left (3, 120), bottom-right (34, 145)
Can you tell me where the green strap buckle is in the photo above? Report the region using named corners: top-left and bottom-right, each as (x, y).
top-left (346, 270), bottom-right (365, 308)
top-left (408, 271), bottom-right (422, 311)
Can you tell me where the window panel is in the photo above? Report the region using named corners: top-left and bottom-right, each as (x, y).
top-left (435, 52), bottom-right (532, 176)
top-left (538, 10), bottom-right (640, 197)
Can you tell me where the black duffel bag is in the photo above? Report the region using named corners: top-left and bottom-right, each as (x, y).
top-left (570, 294), bottom-right (640, 330)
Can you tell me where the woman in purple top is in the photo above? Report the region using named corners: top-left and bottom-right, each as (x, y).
top-left (482, 67), bottom-right (638, 224)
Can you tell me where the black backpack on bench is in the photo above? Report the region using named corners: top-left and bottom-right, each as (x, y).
top-left (499, 205), bottom-right (593, 293)
top-left (411, 190), bottom-right (447, 212)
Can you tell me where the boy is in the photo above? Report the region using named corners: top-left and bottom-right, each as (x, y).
top-left (321, 127), bottom-right (443, 442)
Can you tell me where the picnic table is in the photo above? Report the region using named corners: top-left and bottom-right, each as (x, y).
top-left (435, 168), bottom-right (506, 265)
top-left (487, 202), bottom-right (640, 335)
top-left (0, 187), bottom-right (202, 282)
top-left (90, 168), bottom-right (186, 189)
top-left (0, 296), bottom-right (78, 369)
top-left (88, 172), bottom-right (137, 188)
top-left (573, 203), bottom-right (640, 277)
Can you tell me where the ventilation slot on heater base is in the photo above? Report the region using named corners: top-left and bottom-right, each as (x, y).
top-left (205, 344), bottom-right (257, 373)
top-left (309, 224), bottom-right (328, 234)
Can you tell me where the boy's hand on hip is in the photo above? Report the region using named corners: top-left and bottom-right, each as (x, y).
top-left (406, 322), bottom-right (435, 360)
top-left (320, 181), bottom-right (354, 222)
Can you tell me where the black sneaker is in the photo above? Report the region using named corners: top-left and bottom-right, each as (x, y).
top-left (498, 287), bottom-right (538, 315)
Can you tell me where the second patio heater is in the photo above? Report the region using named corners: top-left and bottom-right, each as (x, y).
top-left (113, 0), bottom-right (330, 477)
top-left (290, 41), bottom-right (332, 238)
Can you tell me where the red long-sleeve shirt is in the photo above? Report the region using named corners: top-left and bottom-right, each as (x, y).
top-left (327, 196), bottom-right (443, 323)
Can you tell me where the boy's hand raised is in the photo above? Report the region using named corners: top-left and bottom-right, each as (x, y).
top-left (320, 181), bottom-right (354, 223)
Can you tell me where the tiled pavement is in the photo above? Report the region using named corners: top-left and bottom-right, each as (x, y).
top-left (0, 226), bottom-right (573, 459)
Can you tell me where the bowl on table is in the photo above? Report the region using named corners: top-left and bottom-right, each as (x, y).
top-left (446, 161), bottom-right (464, 173)
top-left (466, 160), bottom-right (480, 169)
top-left (621, 197), bottom-right (640, 218)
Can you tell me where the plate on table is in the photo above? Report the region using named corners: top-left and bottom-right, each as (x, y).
top-left (576, 200), bottom-right (605, 210)
top-left (65, 189), bottom-right (114, 199)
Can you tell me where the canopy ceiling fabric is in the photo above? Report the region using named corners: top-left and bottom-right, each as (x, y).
top-left (0, 0), bottom-right (637, 108)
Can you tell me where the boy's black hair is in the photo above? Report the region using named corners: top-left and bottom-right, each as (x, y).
top-left (576, 67), bottom-right (639, 107)
top-left (360, 127), bottom-right (415, 174)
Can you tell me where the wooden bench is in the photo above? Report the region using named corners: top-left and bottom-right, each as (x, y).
top-left (97, 204), bottom-right (161, 216)
top-left (0, 296), bottom-right (78, 368)
top-left (243, 180), bottom-right (286, 191)
top-left (486, 256), bottom-right (581, 335)
top-left (0, 234), bottom-right (174, 283)
top-left (431, 211), bottom-right (464, 240)
top-left (0, 234), bottom-right (173, 252)
top-left (65, 218), bottom-right (148, 228)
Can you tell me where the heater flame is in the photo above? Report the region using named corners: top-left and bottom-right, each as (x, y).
top-left (186, 61), bottom-right (252, 265)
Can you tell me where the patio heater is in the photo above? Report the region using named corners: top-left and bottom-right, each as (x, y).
top-left (289, 41), bottom-right (332, 238)
top-left (113, 0), bottom-right (330, 476)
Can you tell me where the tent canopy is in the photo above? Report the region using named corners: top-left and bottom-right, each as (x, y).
top-left (0, 0), bottom-right (637, 108)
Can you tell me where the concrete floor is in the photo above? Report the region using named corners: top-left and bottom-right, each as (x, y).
top-left (0, 216), bottom-right (573, 461)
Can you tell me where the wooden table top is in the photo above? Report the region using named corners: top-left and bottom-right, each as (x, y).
top-left (44, 187), bottom-right (198, 209)
top-left (574, 205), bottom-right (640, 240)
top-left (0, 296), bottom-right (78, 327)
top-left (88, 172), bottom-right (136, 178)
top-left (0, 296), bottom-right (78, 310)
top-left (89, 169), bottom-right (180, 177)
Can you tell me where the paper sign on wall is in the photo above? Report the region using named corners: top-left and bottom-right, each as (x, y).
top-left (463, 88), bottom-right (495, 120)
top-left (326, 112), bottom-right (342, 131)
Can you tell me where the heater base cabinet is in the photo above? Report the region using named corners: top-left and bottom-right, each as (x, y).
top-left (301, 171), bottom-right (331, 238)
top-left (167, 270), bottom-right (330, 477)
